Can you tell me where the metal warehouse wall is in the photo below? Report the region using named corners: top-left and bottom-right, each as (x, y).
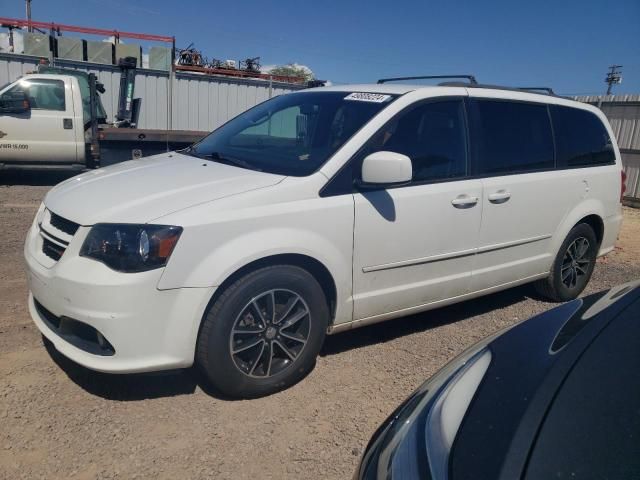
top-left (622, 152), bottom-right (640, 204)
top-left (0, 53), bottom-right (303, 132)
top-left (576, 95), bottom-right (640, 204)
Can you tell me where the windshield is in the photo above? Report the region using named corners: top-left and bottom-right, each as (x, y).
top-left (187, 91), bottom-right (397, 176)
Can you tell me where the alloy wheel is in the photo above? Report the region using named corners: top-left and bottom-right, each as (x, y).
top-left (561, 236), bottom-right (591, 289)
top-left (229, 289), bottom-right (311, 378)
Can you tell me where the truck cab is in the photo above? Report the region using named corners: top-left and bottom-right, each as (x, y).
top-left (0, 66), bottom-right (204, 170)
top-left (0, 73), bottom-right (87, 168)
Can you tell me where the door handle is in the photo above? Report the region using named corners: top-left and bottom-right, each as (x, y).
top-left (63, 118), bottom-right (73, 129)
top-left (451, 195), bottom-right (479, 208)
top-left (488, 190), bottom-right (511, 204)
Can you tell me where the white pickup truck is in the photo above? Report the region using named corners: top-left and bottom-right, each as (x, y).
top-left (0, 67), bottom-right (205, 170)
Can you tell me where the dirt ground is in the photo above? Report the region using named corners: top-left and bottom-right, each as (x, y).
top-left (1, 173), bottom-right (639, 480)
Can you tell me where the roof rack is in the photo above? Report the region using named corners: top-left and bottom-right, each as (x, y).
top-left (376, 76), bottom-right (563, 98)
top-left (438, 81), bottom-right (561, 97)
top-left (516, 87), bottom-right (556, 95)
top-left (377, 75), bottom-right (478, 85)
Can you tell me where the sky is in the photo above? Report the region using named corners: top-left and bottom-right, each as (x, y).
top-left (2, 0), bottom-right (639, 95)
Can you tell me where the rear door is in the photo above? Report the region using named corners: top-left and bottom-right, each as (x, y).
top-left (352, 96), bottom-right (483, 320)
top-left (0, 77), bottom-right (78, 164)
top-left (468, 97), bottom-right (582, 291)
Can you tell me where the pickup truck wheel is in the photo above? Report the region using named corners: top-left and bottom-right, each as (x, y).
top-left (196, 265), bottom-right (328, 398)
top-left (534, 223), bottom-right (598, 302)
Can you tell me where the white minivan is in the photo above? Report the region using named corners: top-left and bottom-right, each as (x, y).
top-left (24, 77), bottom-right (624, 397)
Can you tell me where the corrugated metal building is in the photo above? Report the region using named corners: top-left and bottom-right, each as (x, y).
top-left (575, 94), bottom-right (640, 205)
top-left (4, 50), bottom-right (638, 204)
top-left (0, 53), bottom-right (304, 132)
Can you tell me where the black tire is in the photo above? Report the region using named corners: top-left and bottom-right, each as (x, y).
top-left (534, 223), bottom-right (599, 302)
top-left (196, 265), bottom-right (329, 398)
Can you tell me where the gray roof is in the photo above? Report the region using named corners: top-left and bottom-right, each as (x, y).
top-left (574, 94), bottom-right (640, 104)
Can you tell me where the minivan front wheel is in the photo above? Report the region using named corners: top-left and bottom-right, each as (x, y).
top-left (535, 223), bottom-right (598, 302)
top-left (196, 265), bottom-right (329, 398)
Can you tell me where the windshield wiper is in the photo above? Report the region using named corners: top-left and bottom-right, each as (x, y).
top-left (199, 151), bottom-right (262, 171)
top-left (180, 145), bottom-right (198, 156)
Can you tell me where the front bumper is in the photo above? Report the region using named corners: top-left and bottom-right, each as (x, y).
top-left (24, 221), bottom-right (215, 373)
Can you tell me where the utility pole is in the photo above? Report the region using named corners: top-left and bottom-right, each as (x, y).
top-left (26, 0), bottom-right (32, 32)
top-left (605, 65), bottom-right (623, 95)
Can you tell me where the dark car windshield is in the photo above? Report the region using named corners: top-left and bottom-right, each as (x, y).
top-left (187, 91), bottom-right (397, 176)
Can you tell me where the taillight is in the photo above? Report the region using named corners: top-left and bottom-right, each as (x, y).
top-left (620, 170), bottom-right (627, 203)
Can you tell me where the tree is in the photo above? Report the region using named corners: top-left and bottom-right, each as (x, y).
top-left (268, 63), bottom-right (314, 81)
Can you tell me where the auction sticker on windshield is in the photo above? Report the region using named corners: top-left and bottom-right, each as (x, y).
top-left (344, 92), bottom-right (392, 103)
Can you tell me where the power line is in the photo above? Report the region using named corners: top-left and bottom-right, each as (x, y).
top-left (25, 0), bottom-right (32, 33)
top-left (605, 65), bottom-right (623, 95)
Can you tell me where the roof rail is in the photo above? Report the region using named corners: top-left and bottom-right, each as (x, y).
top-left (438, 81), bottom-right (562, 98)
top-left (516, 87), bottom-right (556, 95)
top-left (377, 75), bottom-right (478, 85)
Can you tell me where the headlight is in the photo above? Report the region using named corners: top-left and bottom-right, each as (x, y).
top-left (357, 344), bottom-right (494, 480)
top-left (80, 224), bottom-right (182, 273)
top-left (425, 349), bottom-right (492, 479)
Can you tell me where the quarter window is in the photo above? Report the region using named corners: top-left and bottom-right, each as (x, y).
top-left (362, 99), bottom-right (468, 183)
top-left (550, 106), bottom-right (615, 168)
top-left (469, 100), bottom-right (554, 175)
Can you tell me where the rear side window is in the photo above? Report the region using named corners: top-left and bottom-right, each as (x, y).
top-left (469, 100), bottom-right (554, 175)
top-left (363, 99), bottom-right (467, 183)
top-left (550, 106), bottom-right (615, 168)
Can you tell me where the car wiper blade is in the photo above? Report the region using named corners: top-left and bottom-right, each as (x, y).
top-left (179, 145), bottom-right (200, 157)
top-left (200, 151), bottom-right (262, 171)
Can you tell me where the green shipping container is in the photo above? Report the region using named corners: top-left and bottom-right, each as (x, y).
top-left (86, 41), bottom-right (114, 64)
top-left (57, 37), bottom-right (86, 61)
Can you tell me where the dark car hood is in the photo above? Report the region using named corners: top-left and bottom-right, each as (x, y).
top-left (356, 281), bottom-right (640, 480)
top-left (452, 281), bottom-right (640, 480)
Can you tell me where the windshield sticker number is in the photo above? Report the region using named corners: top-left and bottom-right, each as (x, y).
top-left (344, 92), bottom-right (392, 103)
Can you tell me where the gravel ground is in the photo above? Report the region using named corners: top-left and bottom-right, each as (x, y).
top-left (1, 172), bottom-right (639, 480)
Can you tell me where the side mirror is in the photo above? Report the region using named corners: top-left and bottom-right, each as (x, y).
top-left (0, 91), bottom-right (31, 114)
top-left (359, 151), bottom-right (412, 187)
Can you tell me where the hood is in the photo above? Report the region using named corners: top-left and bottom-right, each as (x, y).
top-left (44, 152), bottom-right (285, 224)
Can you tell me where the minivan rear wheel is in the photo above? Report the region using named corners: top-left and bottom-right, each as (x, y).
top-left (534, 223), bottom-right (598, 302)
top-left (196, 265), bottom-right (328, 398)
